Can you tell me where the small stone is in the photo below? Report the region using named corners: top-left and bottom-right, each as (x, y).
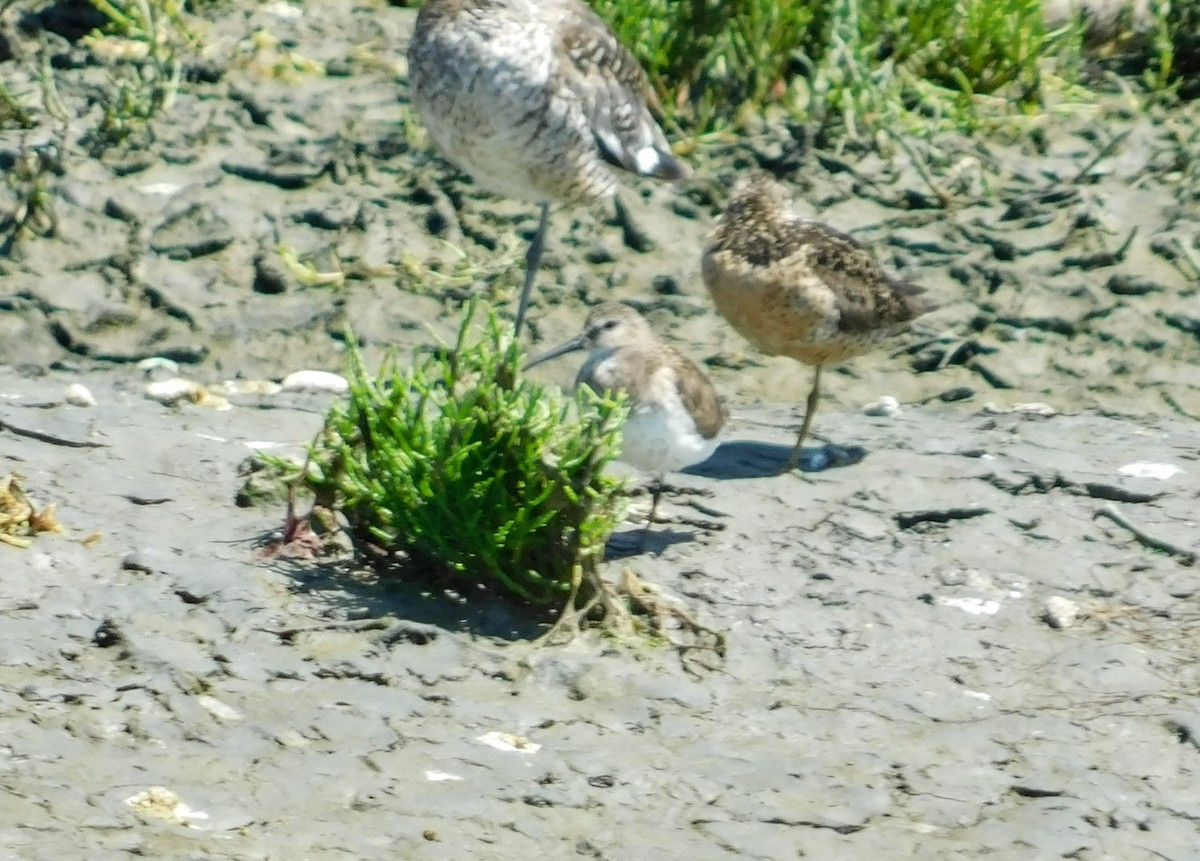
top-left (122, 552), bottom-right (154, 573)
top-left (863, 395), bottom-right (901, 417)
top-left (651, 274), bottom-right (681, 295)
top-left (984, 401), bottom-right (1057, 416)
top-left (137, 356), bottom-right (180, 380)
top-left (64, 383), bottom-right (96, 407)
top-left (196, 695), bottom-right (242, 722)
top-left (94, 618), bottom-right (124, 647)
top-left (253, 251), bottom-right (289, 295)
top-left (1043, 596), bottom-right (1080, 629)
top-left (145, 378), bottom-right (231, 410)
top-left (281, 370), bottom-right (349, 394)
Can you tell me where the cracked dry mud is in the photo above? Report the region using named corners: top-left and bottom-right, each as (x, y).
top-left (2, 2), bottom-right (1199, 859)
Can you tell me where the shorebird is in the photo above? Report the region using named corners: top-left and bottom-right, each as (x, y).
top-left (407, 0), bottom-right (689, 338)
top-left (525, 302), bottom-right (725, 539)
top-left (701, 173), bottom-right (934, 472)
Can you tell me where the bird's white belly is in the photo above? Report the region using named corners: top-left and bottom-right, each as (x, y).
top-left (619, 405), bottom-right (720, 476)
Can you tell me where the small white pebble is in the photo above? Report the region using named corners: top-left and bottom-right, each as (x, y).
top-left (64, 383), bottom-right (96, 407)
top-left (265, 0), bottom-right (304, 18)
top-left (1118, 462), bottom-right (1180, 481)
top-left (1043, 596), bottom-right (1080, 629)
top-left (135, 182), bottom-right (182, 196)
top-left (137, 356), bottom-right (181, 379)
top-left (983, 402), bottom-right (1057, 416)
top-left (424, 770), bottom-right (464, 782)
top-left (475, 731), bottom-right (540, 754)
top-left (213, 379), bottom-right (282, 397)
top-left (124, 786), bottom-right (209, 825)
top-left (938, 596), bottom-right (1001, 616)
top-left (863, 395), bottom-right (901, 418)
top-left (144, 378), bottom-right (231, 411)
top-left (281, 370), bottom-right (349, 394)
top-left (196, 695), bottom-right (242, 722)
top-left (145, 378), bottom-right (205, 405)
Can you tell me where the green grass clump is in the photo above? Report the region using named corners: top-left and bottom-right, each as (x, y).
top-left (597, 0), bottom-right (1082, 136)
top-left (595, 0), bottom-right (824, 132)
top-left (0, 83), bottom-right (35, 131)
top-left (297, 304), bottom-right (628, 608)
top-left (810, 0), bottom-right (1083, 139)
top-left (83, 0), bottom-right (200, 149)
top-left (865, 0), bottom-right (1049, 98)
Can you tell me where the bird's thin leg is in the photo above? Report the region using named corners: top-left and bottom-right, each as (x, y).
top-left (512, 202), bottom-right (550, 340)
top-left (639, 476), bottom-right (665, 551)
top-left (785, 365), bottom-right (823, 471)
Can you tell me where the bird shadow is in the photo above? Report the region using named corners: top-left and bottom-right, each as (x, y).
top-left (686, 439), bottom-right (868, 480)
top-left (605, 525), bottom-right (695, 560)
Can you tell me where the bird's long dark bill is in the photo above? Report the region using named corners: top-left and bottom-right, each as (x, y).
top-left (523, 336), bottom-right (587, 371)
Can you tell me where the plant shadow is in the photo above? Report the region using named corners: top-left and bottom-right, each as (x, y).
top-left (261, 540), bottom-right (559, 642)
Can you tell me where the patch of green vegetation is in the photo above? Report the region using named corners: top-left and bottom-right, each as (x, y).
top-left (282, 303), bottom-right (630, 614)
top-left (0, 82), bottom-right (35, 131)
top-left (597, 0), bottom-right (1090, 137)
top-left (1, 143), bottom-right (62, 251)
top-left (82, 0), bottom-right (201, 149)
top-left (598, 0), bottom-right (1200, 140)
top-left (596, 0), bottom-right (825, 134)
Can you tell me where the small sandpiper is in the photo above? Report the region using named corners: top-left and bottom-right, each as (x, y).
top-left (525, 302), bottom-right (725, 539)
top-left (701, 172), bottom-right (935, 472)
top-left (407, 0), bottom-right (690, 338)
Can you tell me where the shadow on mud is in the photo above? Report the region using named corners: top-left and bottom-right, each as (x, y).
top-left (688, 439), bottom-right (868, 478)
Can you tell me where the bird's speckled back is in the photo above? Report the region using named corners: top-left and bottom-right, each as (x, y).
top-left (408, 0), bottom-right (687, 206)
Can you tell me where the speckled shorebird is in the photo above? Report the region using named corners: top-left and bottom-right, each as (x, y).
top-left (407, 0), bottom-right (689, 337)
top-left (701, 173), bottom-right (934, 472)
top-left (525, 302), bottom-right (725, 538)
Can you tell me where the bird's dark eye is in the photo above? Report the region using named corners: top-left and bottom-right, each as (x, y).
top-left (602, 319), bottom-right (618, 331)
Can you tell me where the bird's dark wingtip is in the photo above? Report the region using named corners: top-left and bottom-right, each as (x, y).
top-left (651, 152), bottom-right (691, 181)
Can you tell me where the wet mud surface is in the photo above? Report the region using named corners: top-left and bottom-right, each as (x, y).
top-left (2, 2), bottom-right (1199, 858)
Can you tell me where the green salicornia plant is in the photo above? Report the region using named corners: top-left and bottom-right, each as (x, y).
top-left (83, 0), bottom-right (199, 148)
top-left (297, 304), bottom-right (629, 609)
top-left (595, 0), bottom-right (823, 132)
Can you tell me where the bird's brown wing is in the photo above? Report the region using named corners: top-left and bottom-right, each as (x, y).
top-left (794, 220), bottom-right (934, 333)
top-left (664, 347), bottom-right (727, 440)
top-left (556, 5), bottom-right (687, 180)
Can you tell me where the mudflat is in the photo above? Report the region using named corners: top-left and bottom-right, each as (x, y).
top-left (2, 3), bottom-right (1198, 858)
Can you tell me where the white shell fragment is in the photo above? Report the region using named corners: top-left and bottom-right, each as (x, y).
top-left (983, 402), bottom-right (1057, 416)
top-left (64, 383), bottom-right (97, 407)
top-left (196, 695), bottom-right (242, 722)
top-left (1118, 462), bottom-right (1180, 481)
top-left (281, 370), bottom-right (350, 394)
top-left (124, 786), bottom-right (209, 826)
top-left (137, 356), bottom-right (181, 378)
top-left (425, 770), bottom-right (464, 782)
top-left (144, 378), bottom-right (231, 411)
top-left (938, 596), bottom-right (1001, 616)
top-left (1043, 596), bottom-right (1080, 629)
top-left (213, 379), bottom-right (282, 396)
top-left (863, 395), bottom-right (902, 418)
top-left (475, 731), bottom-right (541, 754)
top-left (135, 182), bottom-right (182, 197)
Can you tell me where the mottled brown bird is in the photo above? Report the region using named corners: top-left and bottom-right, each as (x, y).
top-left (701, 173), bottom-right (934, 471)
top-left (526, 302), bottom-right (725, 537)
top-left (407, 0), bottom-right (689, 338)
